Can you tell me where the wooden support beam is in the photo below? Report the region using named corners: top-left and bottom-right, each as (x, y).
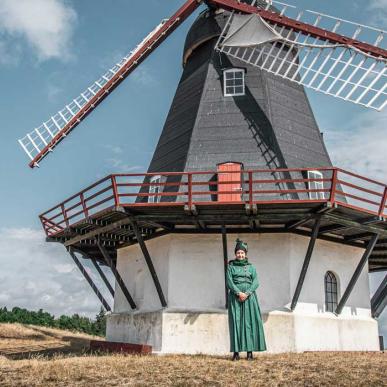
top-left (335, 234), bottom-right (379, 315)
top-left (221, 226), bottom-right (229, 309)
top-left (290, 217), bottom-right (321, 311)
top-left (360, 216), bottom-right (384, 225)
top-left (286, 215), bottom-right (314, 231)
top-left (345, 232), bottom-right (374, 242)
top-left (96, 240), bottom-right (136, 310)
top-left (67, 247), bottom-right (111, 311)
top-left (319, 224), bottom-right (348, 235)
top-left (196, 219), bottom-right (206, 230)
top-left (100, 233), bottom-right (132, 242)
top-left (371, 274), bottom-right (387, 318)
top-left (324, 214), bottom-right (387, 238)
top-left (142, 220), bottom-right (173, 231)
top-left (91, 258), bottom-right (115, 297)
top-left (65, 218), bottom-right (133, 246)
top-left (130, 220), bottom-right (167, 307)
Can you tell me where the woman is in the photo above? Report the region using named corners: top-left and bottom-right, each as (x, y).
top-left (226, 238), bottom-right (267, 360)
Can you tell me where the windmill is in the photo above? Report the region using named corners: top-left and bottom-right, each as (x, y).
top-left (18, 0), bottom-right (387, 354)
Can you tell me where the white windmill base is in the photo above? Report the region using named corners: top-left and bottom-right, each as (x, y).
top-left (106, 233), bottom-right (380, 354)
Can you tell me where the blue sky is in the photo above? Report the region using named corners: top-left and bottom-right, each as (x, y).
top-left (0, 0), bottom-right (386, 338)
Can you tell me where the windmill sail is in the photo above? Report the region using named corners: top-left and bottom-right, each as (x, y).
top-left (18, 0), bottom-right (201, 168)
top-left (18, 20), bottom-right (168, 167)
top-left (216, 1), bottom-right (387, 110)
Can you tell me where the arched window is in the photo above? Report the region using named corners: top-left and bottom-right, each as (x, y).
top-left (324, 271), bottom-right (338, 312)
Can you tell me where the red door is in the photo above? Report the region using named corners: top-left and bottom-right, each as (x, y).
top-left (217, 162), bottom-right (242, 202)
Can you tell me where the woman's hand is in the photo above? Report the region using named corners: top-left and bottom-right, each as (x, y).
top-left (238, 292), bottom-right (248, 302)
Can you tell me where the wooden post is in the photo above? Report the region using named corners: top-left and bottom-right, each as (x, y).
top-left (91, 258), bottom-right (115, 297)
top-left (61, 204), bottom-right (69, 228)
top-left (290, 217), bottom-right (321, 310)
top-left (335, 234), bottom-right (379, 315)
top-left (378, 187), bottom-right (387, 217)
top-left (80, 193), bottom-right (89, 218)
top-left (67, 247), bottom-right (111, 311)
top-left (131, 220), bottom-right (167, 307)
top-left (188, 173), bottom-right (193, 209)
top-left (96, 240), bottom-right (136, 310)
top-left (330, 168), bottom-right (338, 205)
top-left (248, 171), bottom-right (253, 206)
top-left (111, 175), bottom-right (119, 206)
top-left (371, 273), bottom-right (387, 318)
top-left (221, 226), bottom-right (229, 309)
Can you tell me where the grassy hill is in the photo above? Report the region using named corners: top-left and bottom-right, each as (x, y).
top-left (0, 323), bottom-right (99, 359)
top-left (0, 323), bottom-right (386, 386)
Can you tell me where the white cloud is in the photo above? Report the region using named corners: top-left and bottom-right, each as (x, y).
top-left (367, 0), bottom-right (387, 24)
top-left (0, 227), bottom-right (113, 318)
top-left (131, 65), bottom-right (158, 87)
top-left (325, 109), bottom-right (387, 183)
top-left (0, 0), bottom-right (77, 63)
top-left (103, 144), bottom-right (123, 155)
top-left (102, 144), bottom-right (143, 173)
top-left (105, 157), bottom-right (143, 173)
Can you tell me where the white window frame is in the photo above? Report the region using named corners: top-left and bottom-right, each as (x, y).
top-left (307, 170), bottom-right (325, 200)
top-left (223, 68), bottom-right (245, 97)
top-left (148, 175), bottom-right (161, 203)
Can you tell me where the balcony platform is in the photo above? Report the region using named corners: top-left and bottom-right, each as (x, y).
top-left (40, 167), bottom-right (387, 272)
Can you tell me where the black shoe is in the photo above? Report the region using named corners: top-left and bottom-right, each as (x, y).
top-left (247, 351), bottom-right (253, 361)
top-left (232, 352), bottom-right (240, 361)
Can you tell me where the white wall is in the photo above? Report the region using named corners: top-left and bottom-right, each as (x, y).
top-left (114, 233), bottom-right (372, 317)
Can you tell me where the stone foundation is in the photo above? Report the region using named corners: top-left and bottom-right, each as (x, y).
top-left (107, 309), bottom-right (380, 354)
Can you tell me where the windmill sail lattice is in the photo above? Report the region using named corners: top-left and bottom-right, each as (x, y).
top-left (216, 1), bottom-right (387, 110)
top-left (18, 20), bottom-right (169, 166)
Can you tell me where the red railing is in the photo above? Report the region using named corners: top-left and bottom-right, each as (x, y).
top-left (40, 167), bottom-right (387, 237)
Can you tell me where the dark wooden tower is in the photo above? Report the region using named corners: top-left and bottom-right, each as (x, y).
top-left (148, 2), bottom-right (332, 175)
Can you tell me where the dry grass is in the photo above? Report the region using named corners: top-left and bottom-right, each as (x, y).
top-left (0, 323), bottom-right (100, 358)
top-left (0, 351), bottom-right (385, 386)
top-left (0, 324), bottom-right (386, 386)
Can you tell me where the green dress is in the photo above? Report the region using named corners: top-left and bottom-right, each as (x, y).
top-left (226, 259), bottom-right (267, 352)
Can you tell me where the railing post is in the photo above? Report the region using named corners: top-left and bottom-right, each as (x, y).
top-left (40, 216), bottom-right (48, 236)
top-left (111, 175), bottom-right (119, 206)
top-left (378, 187), bottom-right (387, 217)
top-left (249, 171), bottom-right (253, 206)
top-left (330, 168), bottom-right (338, 205)
top-left (188, 173), bottom-right (193, 208)
top-left (61, 204), bottom-right (69, 228)
top-left (80, 193), bottom-right (89, 218)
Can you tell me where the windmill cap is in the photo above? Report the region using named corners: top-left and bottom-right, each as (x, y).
top-left (183, 0), bottom-right (277, 66)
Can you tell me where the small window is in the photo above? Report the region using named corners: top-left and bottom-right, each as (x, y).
top-left (148, 175), bottom-right (161, 203)
top-left (324, 271), bottom-right (338, 313)
top-left (307, 170), bottom-right (325, 199)
top-left (223, 69), bottom-right (245, 97)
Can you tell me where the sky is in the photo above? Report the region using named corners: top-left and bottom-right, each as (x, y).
top-left (0, 0), bottom-right (386, 341)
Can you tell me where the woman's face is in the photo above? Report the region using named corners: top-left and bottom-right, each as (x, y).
top-left (235, 249), bottom-right (246, 260)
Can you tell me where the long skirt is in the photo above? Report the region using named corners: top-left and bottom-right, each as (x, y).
top-left (228, 283), bottom-right (267, 352)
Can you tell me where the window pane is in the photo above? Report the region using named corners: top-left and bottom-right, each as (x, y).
top-left (224, 69), bottom-right (245, 97)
